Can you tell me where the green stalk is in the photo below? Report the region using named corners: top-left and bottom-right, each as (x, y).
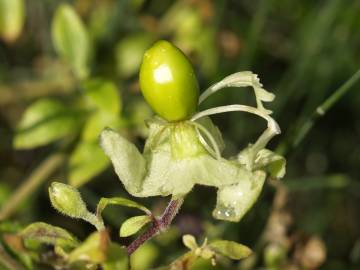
top-left (278, 69), bottom-right (360, 155)
top-left (0, 153), bottom-right (65, 220)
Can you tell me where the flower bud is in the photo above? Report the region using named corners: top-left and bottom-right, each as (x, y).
top-left (49, 182), bottom-right (88, 219)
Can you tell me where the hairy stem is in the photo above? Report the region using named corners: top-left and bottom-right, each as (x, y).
top-left (127, 198), bottom-right (184, 255)
top-left (0, 153), bottom-right (65, 220)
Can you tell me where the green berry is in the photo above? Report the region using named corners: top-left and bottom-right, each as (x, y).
top-left (139, 40), bottom-right (199, 122)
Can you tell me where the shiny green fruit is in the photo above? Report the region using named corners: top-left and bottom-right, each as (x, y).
top-left (139, 40), bottom-right (199, 122)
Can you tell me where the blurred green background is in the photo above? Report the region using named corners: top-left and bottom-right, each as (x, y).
top-left (0, 0), bottom-right (359, 269)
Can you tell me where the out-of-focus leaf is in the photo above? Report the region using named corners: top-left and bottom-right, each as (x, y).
top-left (130, 242), bottom-right (159, 270)
top-left (102, 243), bottom-right (129, 270)
top-left (13, 99), bottom-right (81, 149)
top-left (0, 221), bottom-right (22, 233)
top-left (115, 33), bottom-right (153, 78)
top-left (69, 232), bottom-right (106, 264)
top-left (82, 79), bottom-right (121, 115)
top-left (209, 240), bottom-right (252, 260)
top-left (82, 111), bottom-right (125, 142)
top-left (119, 215), bottom-right (151, 237)
top-left (81, 112), bottom-right (113, 142)
top-left (97, 197), bottom-right (150, 218)
top-left (0, 0), bottom-right (24, 42)
top-left (20, 222), bottom-right (79, 251)
top-left (129, 100), bottom-right (153, 138)
top-left (284, 174), bottom-right (351, 191)
top-left (52, 4), bottom-right (90, 79)
top-left (68, 141), bottom-right (110, 187)
top-left (88, 1), bottom-right (116, 42)
top-left (0, 183), bottom-right (11, 207)
top-left (264, 243), bottom-right (287, 268)
top-left (130, 0), bottom-right (146, 10)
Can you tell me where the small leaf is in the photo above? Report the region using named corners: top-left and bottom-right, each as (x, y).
top-left (20, 222), bottom-right (79, 250)
top-left (209, 240), bottom-right (252, 260)
top-left (97, 197), bottom-right (151, 218)
top-left (68, 141), bottom-right (110, 187)
top-left (52, 4), bottom-right (90, 79)
top-left (69, 232), bottom-right (107, 264)
top-left (119, 215), bottom-right (152, 237)
top-left (82, 79), bottom-right (122, 115)
top-left (13, 99), bottom-right (81, 149)
top-left (182, 234), bottom-right (198, 250)
top-left (0, 0), bottom-right (25, 42)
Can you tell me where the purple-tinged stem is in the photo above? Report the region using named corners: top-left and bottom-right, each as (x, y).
top-left (126, 198), bottom-right (184, 255)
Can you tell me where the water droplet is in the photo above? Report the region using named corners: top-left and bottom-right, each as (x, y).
top-left (213, 204), bottom-right (237, 221)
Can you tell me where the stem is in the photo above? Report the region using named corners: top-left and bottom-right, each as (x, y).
top-left (83, 212), bottom-right (105, 231)
top-left (278, 69), bottom-right (360, 154)
top-left (126, 198), bottom-right (184, 255)
top-left (0, 153), bottom-right (65, 220)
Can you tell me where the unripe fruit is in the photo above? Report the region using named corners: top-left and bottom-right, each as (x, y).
top-left (139, 40), bottom-right (199, 122)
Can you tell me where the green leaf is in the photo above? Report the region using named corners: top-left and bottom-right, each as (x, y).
top-left (68, 141), bottom-right (110, 187)
top-left (82, 79), bottom-right (122, 115)
top-left (102, 243), bottom-right (129, 270)
top-left (0, 0), bottom-right (24, 42)
top-left (52, 4), bottom-right (90, 79)
top-left (97, 197), bottom-right (151, 218)
top-left (69, 232), bottom-right (107, 264)
top-left (119, 215), bottom-right (152, 237)
top-left (128, 100), bottom-right (153, 138)
top-left (209, 240), bottom-right (252, 260)
top-left (13, 99), bottom-right (81, 149)
top-left (115, 33), bottom-right (153, 78)
top-left (130, 242), bottom-right (159, 270)
top-left (20, 222), bottom-right (79, 251)
top-left (82, 111), bottom-right (123, 142)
